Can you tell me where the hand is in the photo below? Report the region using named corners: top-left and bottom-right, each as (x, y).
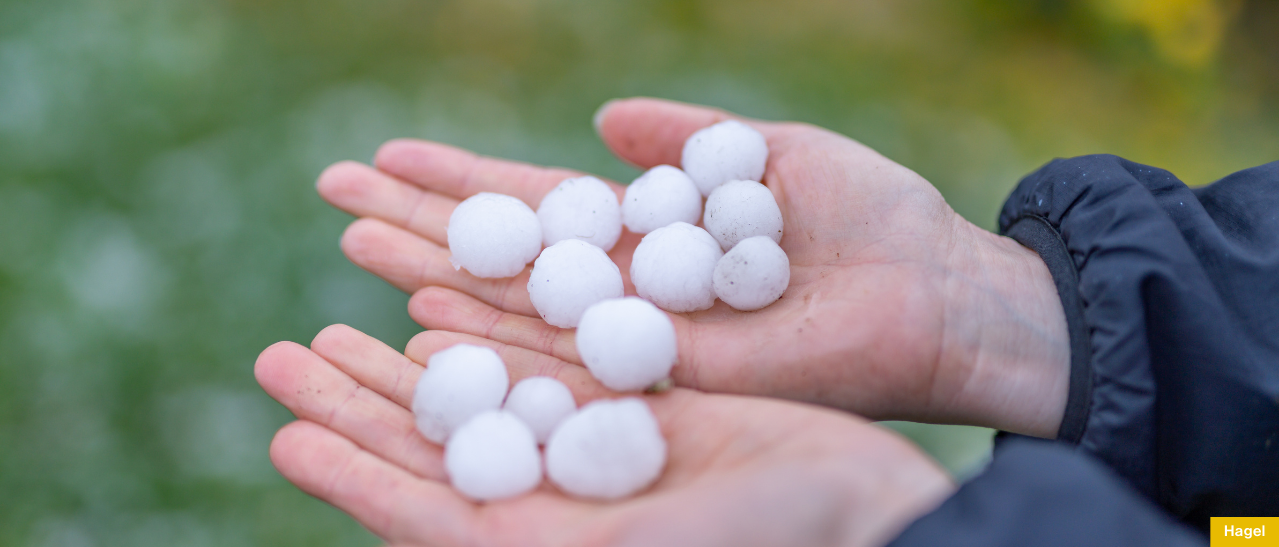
top-left (255, 324), bottom-right (955, 547)
top-left (316, 98), bottom-right (1070, 437)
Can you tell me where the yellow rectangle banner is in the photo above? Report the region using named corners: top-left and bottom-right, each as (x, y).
top-left (1212, 518), bottom-right (1279, 546)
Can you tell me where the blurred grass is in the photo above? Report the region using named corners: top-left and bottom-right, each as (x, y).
top-left (1, 0), bottom-right (1276, 544)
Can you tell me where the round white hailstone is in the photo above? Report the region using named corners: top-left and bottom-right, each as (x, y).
top-left (445, 410), bottom-right (543, 501)
top-left (527, 240), bottom-right (624, 329)
top-left (503, 376), bottom-right (578, 444)
top-left (713, 236), bottom-right (791, 311)
top-left (681, 120), bottom-right (769, 197)
top-left (629, 222), bottom-right (723, 313)
top-left (621, 165), bottom-right (703, 234)
top-left (447, 192), bottom-right (542, 278)
top-left (545, 398), bottom-right (667, 500)
top-left (412, 344), bottom-right (510, 444)
top-left (576, 297), bottom-right (677, 392)
top-left (537, 176), bottom-right (623, 251)
top-left (703, 180), bottom-right (784, 251)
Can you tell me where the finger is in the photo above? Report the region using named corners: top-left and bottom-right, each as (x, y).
top-left (255, 341), bottom-right (445, 481)
top-left (373, 139), bottom-right (625, 207)
top-left (269, 420), bottom-right (476, 545)
top-left (409, 286), bottom-right (583, 366)
top-left (594, 97), bottom-right (801, 170)
top-left (309, 324), bottom-right (423, 410)
top-left (341, 217), bottom-right (539, 316)
top-left (317, 161), bottom-right (457, 245)
top-left (406, 286), bottom-right (721, 395)
top-left (403, 329), bottom-right (614, 404)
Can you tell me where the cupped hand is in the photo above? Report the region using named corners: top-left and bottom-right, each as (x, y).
top-left (255, 324), bottom-right (953, 547)
top-left (317, 98), bottom-right (1070, 437)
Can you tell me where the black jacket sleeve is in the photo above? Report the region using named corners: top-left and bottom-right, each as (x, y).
top-left (890, 155), bottom-right (1279, 546)
top-left (890, 439), bottom-right (1205, 547)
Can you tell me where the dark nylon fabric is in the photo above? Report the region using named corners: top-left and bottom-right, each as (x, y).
top-left (890, 156), bottom-right (1279, 545)
top-left (889, 439), bottom-right (1204, 547)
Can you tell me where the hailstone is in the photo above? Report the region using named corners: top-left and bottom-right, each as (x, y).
top-left (576, 297), bottom-right (677, 392)
top-left (503, 376), bottom-right (577, 444)
top-left (537, 176), bottom-right (623, 251)
top-left (630, 222), bottom-right (723, 313)
top-left (681, 120), bottom-right (769, 197)
top-left (412, 344), bottom-right (510, 444)
top-left (703, 180), bottom-right (784, 251)
top-left (713, 236), bottom-right (790, 311)
top-left (545, 398), bottom-right (667, 500)
top-left (527, 239), bottom-right (624, 329)
top-left (447, 192), bottom-right (542, 278)
top-left (445, 410), bottom-right (542, 501)
top-left (621, 165), bottom-right (703, 234)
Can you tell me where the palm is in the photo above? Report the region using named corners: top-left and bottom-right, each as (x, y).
top-left (255, 325), bottom-right (951, 547)
top-left (319, 97), bottom-right (1061, 431)
top-left (670, 126), bottom-right (961, 421)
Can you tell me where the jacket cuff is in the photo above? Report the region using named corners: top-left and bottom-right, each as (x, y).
top-left (993, 154), bottom-right (1279, 523)
top-left (1001, 215), bottom-right (1092, 444)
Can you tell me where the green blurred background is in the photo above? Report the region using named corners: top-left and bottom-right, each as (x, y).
top-left (1, 0), bottom-right (1276, 544)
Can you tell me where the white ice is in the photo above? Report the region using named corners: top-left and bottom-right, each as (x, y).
top-left (680, 120), bottom-right (769, 197)
top-left (576, 297), bottom-right (677, 392)
top-left (503, 376), bottom-right (578, 444)
top-left (545, 398), bottom-right (667, 500)
top-left (703, 180), bottom-right (784, 251)
top-left (447, 192), bottom-right (542, 278)
top-left (621, 165), bottom-right (703, 235)
top-left (412, 344), bottom-right (510, 444)
top-left (445, 410), bottom-right (543, 501)
top-left (629, 222), bottom-right (723, 313)
top-left (537, 176), bottom-right (623, 251)
top-left (713, 236), bottom-right (790, 311)
top-left (527, 239), bottom-right (624, 329)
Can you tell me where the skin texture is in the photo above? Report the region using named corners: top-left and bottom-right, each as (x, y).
top-left (316, 97), bottom-right (1070, 437)
top-left (256, 325), bottom-right (955, 547)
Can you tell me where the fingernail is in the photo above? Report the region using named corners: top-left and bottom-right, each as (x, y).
top-left (593, 99), bottom-right (617, 135)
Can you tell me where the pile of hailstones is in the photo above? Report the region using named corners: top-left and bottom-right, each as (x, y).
top-left (415, 120), bottom-right (787, 502)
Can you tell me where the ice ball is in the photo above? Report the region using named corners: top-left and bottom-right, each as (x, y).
top-left (537, 176), bottom-right (623, 251)
top-left (576, 297), bottom-right (677, 392)
top-left (503, 376), bottom-right (577, 444)
top-left (681, 120), bottom-right (769, 197)
top-left (545, 398), bottom-right (666, 500)
top-left (621, 165), bottom-right (703, 235)
top-left (703, 180), bottom-right (784, 251)
top-left (445, 410), bottom-right (542, 501)
top-left (527, 239), bottom-right (624, 329)
top-left (447, 192), bottom-right (542, 278)
top-left (713, 236), bottom-right (790, 311)
top-left (412, 344), bottom-right (510, 444)
top-left (630, 222), bottom-right (723, 313)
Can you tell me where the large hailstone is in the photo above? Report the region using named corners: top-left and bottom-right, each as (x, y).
top-left (680, 120), bottom-right (769, 197)
top-left (576, 297), bottom-right (677, 392)
top-left (713, 236), bottom-right (790, 311)
top-left (630, 222), bottom-right (723, 313)
top-left (537, 176), bottom-right (623, 251)
top-left (545, 398), bottom-right (667, 500)
top-left (412, 344), bottom-right (510, 444)
top-left (621, 165), bottom-right (703, 235)
top-left (445, 410), bottom-right (542, 501)
top-left (448, 192), bottom-right (542, 278)
top-left (527, 239), bottom-right (624, 328)
top-left (503, 376), bottom-right (577, 444)
top-left (703, 180), bottom-right (784, 251)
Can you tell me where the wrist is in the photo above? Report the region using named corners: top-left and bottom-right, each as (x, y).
top-left (934, 214), bottom-right (1070, 438)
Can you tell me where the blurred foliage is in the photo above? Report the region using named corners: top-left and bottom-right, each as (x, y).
top-left (0, 0), bottom-right (1275, 544)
